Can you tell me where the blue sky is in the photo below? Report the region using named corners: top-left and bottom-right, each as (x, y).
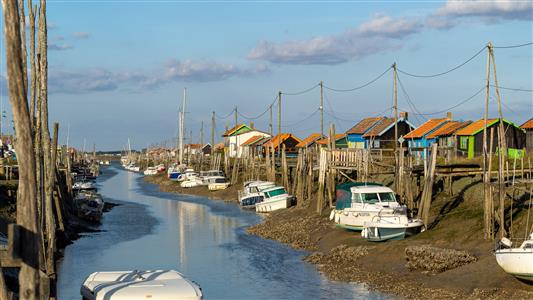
top-left (1, 0), bottom-right (532, 150)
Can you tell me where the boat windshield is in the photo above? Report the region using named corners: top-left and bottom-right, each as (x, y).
top-left (378, 192), bottom-right (396, 202)
top-left (214, 178), bottom-right (226, 183)
top-left (360, 193), bottom-right (379, 204)
top-left (266, 188), bottom-right (286, 198)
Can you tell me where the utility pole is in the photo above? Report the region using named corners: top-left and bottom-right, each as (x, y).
top-left (320, 81), bottom-right (324, 137)
top-left (234, 106), bottom-right (238, 129)
top-left (200, 121), bottom-right (204, 146)
top-left (211, 111), bottom-right (215, 154)
top-left (482, 42), bottom-right (491, 239)
top-left (278, 91), bottom-right (282, 157)
top-left (269, 105), bottom-right (273, 135)
top-left (393, 63), bottom-right (398, 151)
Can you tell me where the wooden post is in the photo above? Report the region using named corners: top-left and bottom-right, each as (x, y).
top-left (277, 91), bottom-right (281, 158)
top-left (3, 0), bottom-right (41, 296)
top-left (418, 143), bottom-right (437, 226)
top-left (281, 145), bottom-right (288, 189)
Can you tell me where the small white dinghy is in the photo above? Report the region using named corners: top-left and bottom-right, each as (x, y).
top-left (495, 234), bottom-right (533, 282)
top-left (81, 269), bottom-right (203, 300)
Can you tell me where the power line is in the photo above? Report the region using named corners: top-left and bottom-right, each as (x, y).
top-left (396, 74), bottom-right (426, 124)
top-left (323, 66), bottom-right (392, 92)
top-left (490, 85), bottom-right (533, 92)
top-left (237, 94), bottom-right (278, 120)
top-left (215, 108), bottom-right (235, 120)
top-left (408, 85), bottom-right (486, 116)
top-left (281, 109), bottom-right (319, 128)
top-left (397, 46), bottom-right (486, 78)
top-left (493, 42), bottom-right (533, 49)
top-left (281, 83), bottom-right (319, 96)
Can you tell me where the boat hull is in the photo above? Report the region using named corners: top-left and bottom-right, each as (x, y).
top-left (255, 197), bottom-right (290, 213)
top-left (362, 220), bottom-right (424, 242)
top-left (495, 249), bottom-right (533, 282)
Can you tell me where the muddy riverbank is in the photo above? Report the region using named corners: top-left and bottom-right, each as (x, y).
top-left (145, 173), bottom-right (533, 299)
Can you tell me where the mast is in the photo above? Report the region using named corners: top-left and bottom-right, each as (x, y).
top-left (179, 88), bottom-right (187, 164)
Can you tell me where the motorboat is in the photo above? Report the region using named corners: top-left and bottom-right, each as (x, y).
top-left (81, 269), bottom-right (203, 300)
top-left (73, 180), bottom-right (97, 191)
top-left (74, 191), bottom-right (104, 222)
top-left (200, 170), bottom-right (225, 185)
top-left (177, 168), bottom-right (198, 182)
top-left (329, 183), bottom-right (402, 231)
top-left (361, 206), bottom-right (425, 242)
top-left (255, 186), bottom-right (293, 213)
top-left (495, 233), bottom-right (533, 282)
top-left (238, 181), bottom-right (275, 209)
top-left (125, 163), bottom-right (140, 172)
top-left (180, 175), bottom-right (203, 188)
top-left (168, 164), bottom-right (184, 181)
top-left (208, 177), bottom-right (230, 191)
top-left (156, 164), bottom-right (166, 173)
top-left (143, 166), bottom-right (158, 176)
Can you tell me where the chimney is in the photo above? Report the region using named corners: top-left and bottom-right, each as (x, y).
top-left (446, 112), bottom-right (452, 120)
top-left (250, 122), bottom-right (255, 129)
top-left (399, 111), bottom-right (408, 120)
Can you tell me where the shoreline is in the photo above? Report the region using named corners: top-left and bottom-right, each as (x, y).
top-left (144, 173), bottom-right (533, 299)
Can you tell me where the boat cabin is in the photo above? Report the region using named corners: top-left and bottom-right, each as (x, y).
top-left (262, 186), bottom-right (288, 199)
top-left (335, 183), bottom-right (398, 209)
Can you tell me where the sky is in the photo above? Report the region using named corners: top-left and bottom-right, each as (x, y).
top-left (1, 0), bottom-right (532, 151)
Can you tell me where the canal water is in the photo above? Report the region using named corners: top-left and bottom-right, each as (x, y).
top-left (57, 164), bottom-right (386, 299)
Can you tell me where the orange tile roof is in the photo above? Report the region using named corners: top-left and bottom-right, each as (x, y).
top-left (262, 133), bottom-right (301, 149)
top-left (426, 121), bottom-right (472, 139)
top-left (316, 134), bottom-right (346, 145)
top-left (296, 133), bottom-right (323, 148)
top-left (188, 144), bottom-right (202, 149)
top-left (346, 117), bottom-right (384, 135)
top-left (455, 119), bottom-right (498, 136)
top-left (404, 119), bottom-right (447, 139)
top-left (241, 135), bottom-right (264, 146)
top-left (522, 118), bottom-right (533, 130)
top-left (362, 118), bottom-right (395, 138)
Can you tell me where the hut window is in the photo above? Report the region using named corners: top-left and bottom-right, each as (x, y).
top-left (460, 137), bottom-right (468, 149)
top-left (372, 140), bottom-right (380, 148)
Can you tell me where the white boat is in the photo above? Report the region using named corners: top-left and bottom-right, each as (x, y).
top-left (177, 168), bottom-right (198, 182)
top-left (255, 186), bottom-right (293, 213)
top-left (330, 183), bottom-right (402, 231)
top-left (73, 181), bottom-right (96, 191)
top-left (143, 166), bottom-right (158, 176)
top-left (200, 170), bottom-right (225, 186)
top-left (208, 177), bottom-right (230, 191)
top-left (495, 234), bottom-right (533, 282)
top-left (81, 269), bottom-right (203, 300)
top-left (180, 175), bottom-right (203, 188)
top-left (361, 206), bottom-right (425, 242)
top-left (238, 181), bottom-right (275, 209)
top-left (125, 163), bottom-right (140, 172)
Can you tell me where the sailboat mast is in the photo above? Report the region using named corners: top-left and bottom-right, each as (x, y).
top-left (179, 88), bottom-right (187, 164)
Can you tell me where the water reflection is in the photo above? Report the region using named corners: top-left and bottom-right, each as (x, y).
top-left (57, 164), bottom-right (388, 299)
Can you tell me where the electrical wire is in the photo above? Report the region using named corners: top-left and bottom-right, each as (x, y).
top-left (281, 109), bottom-right (319, 128)
top-left (407, 85), bottom-right (486, 117)
top-left (281, 83), bottom-right (319, 96)
top-left (396, 74), bottom-right (427, 124)
top-left (237, 94), bottom-right (279, 120)
top-left (493, 42), bottom-right (533, 49)
top-left (215, 108), bottom-right (235, 120)
top-left (490, 85), bottom-right (533, 92)
top-left (397, 46), bottom-right (486, 78)
top-left (323, 66), bottom-right (392, 92)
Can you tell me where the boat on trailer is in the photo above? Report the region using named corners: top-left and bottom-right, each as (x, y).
top-left (81, 269), bottom-right (203, 300)
top-left (495, 234), bottom-right (533, 282)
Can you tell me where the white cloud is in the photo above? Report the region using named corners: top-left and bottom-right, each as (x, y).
top-left (47, 60), bottom-right (269, 94)
top-left (436, 0), bottom-right (533, 20)
top-left (49, 43), bottom-right (73, 51)
top-left (72, 32), bottom-right (90, 39)
top-left (248, 14), bottom-right (417, 65)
